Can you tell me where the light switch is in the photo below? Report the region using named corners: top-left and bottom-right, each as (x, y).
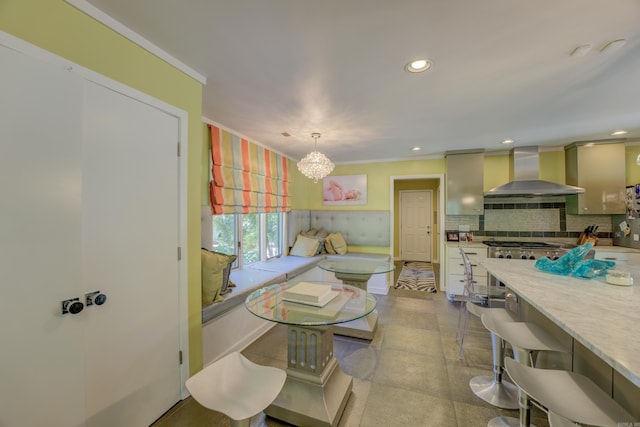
top-left (634, 234), bottom-right (639, 241)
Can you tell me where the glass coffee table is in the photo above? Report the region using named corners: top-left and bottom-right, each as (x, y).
top-left (318, 258), bottom-right (394, 339)
top-left (245, 281), bottom-right (376, 427)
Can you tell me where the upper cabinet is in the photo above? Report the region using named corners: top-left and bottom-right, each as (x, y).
top-left (565, 141), bottom-right (626, 215)
top-left (446, 152), bottom-right (484, 215)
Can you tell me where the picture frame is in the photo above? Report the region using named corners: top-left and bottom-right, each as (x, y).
top-left (322, 174), bottom-right (367, 205)
top-left (446, 232), bottom-right (459, 242)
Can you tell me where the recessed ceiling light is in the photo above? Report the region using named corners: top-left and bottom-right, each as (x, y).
top-left (611, 130), bottom-right (628, 136)
top-left (411, 146), bottom-right (421, 151)
top-left (405, 59), bottom-right (432, 73)
top-left (501, 139), bottom-right (514, 144)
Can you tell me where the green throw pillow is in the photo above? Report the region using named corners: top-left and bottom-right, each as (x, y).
top-left (201, 249), bottom-right (236, 305)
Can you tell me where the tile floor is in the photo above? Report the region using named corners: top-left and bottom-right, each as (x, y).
top-left (153, 264), bottom-right (550, 427)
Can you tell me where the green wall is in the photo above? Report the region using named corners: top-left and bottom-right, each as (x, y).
top-left (1, 0), bottom-right (205, 373)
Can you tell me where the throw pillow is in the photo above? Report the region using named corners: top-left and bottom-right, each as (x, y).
top-left (324, 233), bottom-right (337, 254)
top-left (290, 234), bottom-right (320, 257)
top-left (328, 232), bottom-right (348, 255)
top-left (201, 249), bottom-right (235, 305)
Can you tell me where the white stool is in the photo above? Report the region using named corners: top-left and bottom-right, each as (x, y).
top-left (185, 352), bottom-right (287, 427)
top-left (505, 357), bottom-right (634, 427)
top-left (466, 301), bottom-right (521, 410)
top-left (481, 314), bottom-right (569, 427)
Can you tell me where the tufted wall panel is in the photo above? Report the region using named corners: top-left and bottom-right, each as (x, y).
top-left (287, 210), bottom-right (391, 247)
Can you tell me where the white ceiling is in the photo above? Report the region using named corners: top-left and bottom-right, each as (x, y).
top-left (84, 0), bottom-right (640, 163)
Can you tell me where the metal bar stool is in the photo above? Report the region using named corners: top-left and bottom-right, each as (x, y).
top-left (505, 357), bottom-right (635, 427)
top-left (185, 352), bottom-right (287, 427)
top-left (466, 301), bottom-right (520, 409)
top-left (481, 313), bottom-right (570, 427)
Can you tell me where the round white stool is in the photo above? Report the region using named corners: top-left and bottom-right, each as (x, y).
top-left (481, 313), bottom-right (569, 427)
top-left (505, 357), bottom-right (635, 427)
top-left (185, 352), bottom-right (287, 427)
top-left (466, 301), bottom-right (521, 410)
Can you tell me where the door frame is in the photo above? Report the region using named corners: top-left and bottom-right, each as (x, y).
top-left (1, 31), bottom-right (191, 398)
top-left (399, 189), bottom-right (433, 262)
top-left (390, 174), bottom-right (445, 287)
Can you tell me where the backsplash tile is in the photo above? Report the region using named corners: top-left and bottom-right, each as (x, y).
top-left (445, 196), bottom-right (612, 243)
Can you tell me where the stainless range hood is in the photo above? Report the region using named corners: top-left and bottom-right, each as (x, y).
top-left (484, 146), bottom-right (585, 197)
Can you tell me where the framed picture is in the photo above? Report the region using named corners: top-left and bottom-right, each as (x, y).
top-left (323, 174), bottom-right (367, 205)
top-left (446, 232), bottom-right (459, 242)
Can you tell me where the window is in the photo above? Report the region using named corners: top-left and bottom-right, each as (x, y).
top-left (265, 213), bottom-right (282, 259)
top-left (212, 212), bottom-right (285, 268)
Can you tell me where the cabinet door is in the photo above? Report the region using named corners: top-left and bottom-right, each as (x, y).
top-left (0, 45), bottom-right (86, 427)
top-left (446, 153), bottom-right (484, 215)
top-left (566, 144), bottom-right (626, 214)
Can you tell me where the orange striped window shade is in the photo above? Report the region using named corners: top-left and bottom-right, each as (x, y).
top-left (209, 124), bottom-right (290, 214)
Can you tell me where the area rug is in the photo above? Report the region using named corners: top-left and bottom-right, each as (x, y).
top-left (394, 261), bottom-right (437, 292)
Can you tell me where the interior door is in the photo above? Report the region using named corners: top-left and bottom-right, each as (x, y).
top-left (0, 45), bottom-right (86, 427)
top-left (82, 81), bottom-right (181, 426)
top-left (400, 190), bottom-right (432, 261)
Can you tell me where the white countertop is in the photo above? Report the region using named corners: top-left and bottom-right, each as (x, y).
top-left (474, 257), bottom-right (640, 388)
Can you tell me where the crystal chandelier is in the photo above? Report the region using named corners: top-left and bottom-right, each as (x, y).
top-left (297, 132), bottom-right (334, 183)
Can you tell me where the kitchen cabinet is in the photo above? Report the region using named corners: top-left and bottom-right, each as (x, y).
top-left (565, 141), bottom-right (626, 214)
top-left (445, 244), bottom-right (488, 301)
top-left (446, 152), bottom-right (484, 215)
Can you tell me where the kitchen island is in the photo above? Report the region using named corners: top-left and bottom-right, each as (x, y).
top-left (475, 258), bottom-right (640, 387)
top-left (474, 257), bottom-right (640, 419)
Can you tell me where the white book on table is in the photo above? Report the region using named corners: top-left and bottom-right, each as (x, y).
top-left (283, 282), bottom-right (339, 307)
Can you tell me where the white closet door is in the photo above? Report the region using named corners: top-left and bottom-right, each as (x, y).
top-left (81, 81), bottom-right (181, 426)
top-left (0, 46), bottom-right (86, 426)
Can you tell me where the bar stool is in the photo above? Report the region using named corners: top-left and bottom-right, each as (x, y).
top-left (466, 301), bottom-right (520, 409)
top-left (185, 352), bottom-right (287, 427)
top-left (505, 357), bottom-right (635, 427)
top-left (481, 313), bottom-right (570, 427)
top-left (457, 247), bottom-right (516, 360)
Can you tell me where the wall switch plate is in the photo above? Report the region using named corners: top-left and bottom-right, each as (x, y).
top-left (634, 234), bottom-right (639, 241)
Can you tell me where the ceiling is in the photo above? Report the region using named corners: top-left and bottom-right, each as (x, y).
top-left (82, 0), bottom-right (640, 163)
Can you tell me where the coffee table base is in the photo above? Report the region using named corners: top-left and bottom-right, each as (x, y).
top-left (266, 358), bottom-right (352, 427)
top-left (333, 310), bottom-right (378, 340)
top-left (266, 325), bottom-right (353, 427)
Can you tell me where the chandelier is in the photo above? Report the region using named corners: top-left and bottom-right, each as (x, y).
top-left (297, 132), bottom-right (334, 183)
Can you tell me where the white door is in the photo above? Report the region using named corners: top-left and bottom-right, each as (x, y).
top-left (0, 43), bottom-right (182, 427)
top-left (400, 190), bottom-right (432, 261)
top-left (82, 82), bottom-right (181, 426)
top-left (0, 45), bottom-right (86, 427)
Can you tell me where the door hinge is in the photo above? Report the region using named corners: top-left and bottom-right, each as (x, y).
top-left (178, 247), bottom-right (182, 261)
top-left (177, 142), bottom-right (181, 157)
top-left (179, 350), bottom-right (183, 365)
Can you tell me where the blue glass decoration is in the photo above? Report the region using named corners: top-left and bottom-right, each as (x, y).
top-left (534, 242), bottom-right (615, 278)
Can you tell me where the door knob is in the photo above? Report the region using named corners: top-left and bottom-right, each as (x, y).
top-left (85, 290), bottom-right (107, 306)
top-left (61, 298), bottom-right (84, 315)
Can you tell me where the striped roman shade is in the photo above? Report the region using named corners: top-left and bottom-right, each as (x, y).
top-left (209, 124), bottom-right (290, 214)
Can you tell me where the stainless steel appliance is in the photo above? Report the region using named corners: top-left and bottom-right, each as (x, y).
top-left (484, 241), bottom-right (564, 260)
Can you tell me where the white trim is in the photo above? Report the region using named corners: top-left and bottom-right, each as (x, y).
top-left (64, 0), bottom-right (206, 84)
top-left (1, 29), bottom-right (191, 399)
top-left (390, 174), bottom-right (445, 289)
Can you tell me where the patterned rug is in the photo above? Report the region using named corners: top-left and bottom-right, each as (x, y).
top-left (394, 261), bottom-right (437, 293)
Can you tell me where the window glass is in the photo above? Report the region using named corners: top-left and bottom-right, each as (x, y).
top-left (242, 214), bottom-right (260, 265)
top-left (265, 213), bottom-right (282, 259)
top-left (212, 214), bottom-right (237, 259)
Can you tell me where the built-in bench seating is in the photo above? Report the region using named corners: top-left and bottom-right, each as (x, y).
top-left (201, 208), bottom-right (392, 365)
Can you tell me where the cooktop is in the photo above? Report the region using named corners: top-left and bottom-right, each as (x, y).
top-left (482, 241), bottom-right (560, 248)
